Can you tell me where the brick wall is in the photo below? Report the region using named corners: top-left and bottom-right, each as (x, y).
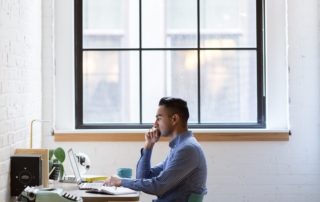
top-left (0, 0), bottom-right (42, 201)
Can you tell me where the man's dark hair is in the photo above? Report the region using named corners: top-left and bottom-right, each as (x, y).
top-left (159, 97), bottom-right (189, 125)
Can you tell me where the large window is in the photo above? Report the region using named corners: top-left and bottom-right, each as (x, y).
top-left (75, 0), bottom-right (265, 129)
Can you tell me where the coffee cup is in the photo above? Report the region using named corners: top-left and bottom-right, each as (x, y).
top-left (117, 168), bottom-right (132, 178)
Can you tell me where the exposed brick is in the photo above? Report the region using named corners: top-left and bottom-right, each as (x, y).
top-left (0, 174), bottom-right (9, 190)
top-left (0, 96), bottom-right (6, 107)
top-left (0, 146), bottom-right (10, 162)
top-left (0, 121), bottom-right (9, 134)
top-left (7, 132), bottom-right (15, 145)
top-left (13, 130), bottom-right (26, 143)
top-left (0, 107), bottom-right (7, 121)
top-left (0, 189), bottom-right (9, 202)
top-left (0, 134), bottom-right (9, 147)
top-left (0, 1), bottom-right (42, 200)
top-left (13, 117), bottom-right (26, 130)
top-left (0, 160), bottom-right (10, 175)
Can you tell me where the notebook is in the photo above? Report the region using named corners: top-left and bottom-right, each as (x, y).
top-left (67, 148), bottom-right (137, 195)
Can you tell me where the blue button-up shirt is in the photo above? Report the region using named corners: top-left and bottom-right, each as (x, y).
top-left (121, 131), bottom-right (207, 202)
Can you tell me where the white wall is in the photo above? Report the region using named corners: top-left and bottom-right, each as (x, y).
top-left (0, 0), bottom-right (42, 201)
top-left (41, 0), bottom-right (320, 202)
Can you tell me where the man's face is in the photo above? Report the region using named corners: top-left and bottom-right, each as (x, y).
top-left (154, 105), bottom-right (174, 137)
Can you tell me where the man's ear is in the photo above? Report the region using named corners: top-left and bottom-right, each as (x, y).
top-left (171, 114), bottom-right (180, 125)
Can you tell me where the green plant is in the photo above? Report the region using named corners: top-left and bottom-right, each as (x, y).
top-left (49, 147), bottom-right (65, 180)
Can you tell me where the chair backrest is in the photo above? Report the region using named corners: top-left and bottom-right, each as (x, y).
top-left (188, 193), bottom-right (204, 202)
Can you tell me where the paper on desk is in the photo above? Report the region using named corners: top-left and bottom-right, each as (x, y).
top-left (87, 186), bottom-right (137, 195)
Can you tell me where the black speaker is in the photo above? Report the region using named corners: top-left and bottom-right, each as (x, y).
top-left (10, 154), bottom-right (42, 196)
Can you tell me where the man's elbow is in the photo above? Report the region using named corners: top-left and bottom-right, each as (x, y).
top-left (137, 171), bottom-right (152, 179)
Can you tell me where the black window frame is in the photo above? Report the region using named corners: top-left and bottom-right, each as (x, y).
top-left (74, 0), bottom-right (265, 129)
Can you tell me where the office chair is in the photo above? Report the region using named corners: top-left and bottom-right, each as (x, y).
top-left (188, 193), bottom-right (204, 202)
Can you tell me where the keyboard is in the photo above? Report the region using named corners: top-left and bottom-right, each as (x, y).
top-left (79, 182), bottom-right (104, 190)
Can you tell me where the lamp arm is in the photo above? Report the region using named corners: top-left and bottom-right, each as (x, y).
top-left (29, 119), bottom-right (51, 149)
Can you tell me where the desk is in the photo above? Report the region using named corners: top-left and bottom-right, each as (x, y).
top-left (53, 182), bottom-right (140, 202)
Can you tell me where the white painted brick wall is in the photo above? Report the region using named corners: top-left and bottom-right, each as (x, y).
top-left (0, 0), bottom-right (42, 201)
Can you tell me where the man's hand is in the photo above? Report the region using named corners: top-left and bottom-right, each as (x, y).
top-left (144, 127), bottom-right (160, 149)
top-left (104, 176), bottom-right (122, 187)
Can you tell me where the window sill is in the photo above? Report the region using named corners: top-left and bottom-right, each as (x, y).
top-left (53, 129), bottom-right (290, 142)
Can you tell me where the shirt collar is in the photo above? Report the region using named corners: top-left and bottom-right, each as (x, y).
top-left (169, 131), bottom-right (192, 148)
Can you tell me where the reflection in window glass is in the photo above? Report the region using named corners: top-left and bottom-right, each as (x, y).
top-left (141, 51), bottom-right (198, 123)
top-left (201, 50), bottom-right (257, 122)
top-left (83, 51), bottom-right (139, 123)
top-left (142, 0), bottom-right (197, 48)
top-left (83, 0), bottom-right (139, 48)
top-left (200, 0), bottom-right (256, 48)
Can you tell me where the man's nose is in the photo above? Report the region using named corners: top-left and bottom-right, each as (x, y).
top-left (153, 121), bottom-right (158, 127)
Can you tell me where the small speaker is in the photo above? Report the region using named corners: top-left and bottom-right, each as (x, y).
top-left (11, 154), bottom-right (42, 196)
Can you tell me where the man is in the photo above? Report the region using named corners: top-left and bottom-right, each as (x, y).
top-left (105, 97), bottom-right (207, 201)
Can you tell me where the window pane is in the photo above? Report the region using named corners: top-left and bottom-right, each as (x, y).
top-left (142, 51), bottom-right (198, 123)
top-left (200, 0), bottom-right (256, 48)
top-left (83, 0), bottom-right (139, 48)
top-left (142, 0), bottom-right (197, 48)
top-left (83, 51), bottom-right (140, 123)
top-left (200, 50), bottom-right (257, 123)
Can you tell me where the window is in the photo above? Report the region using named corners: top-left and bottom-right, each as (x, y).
top-left (74, 0), bottom-right (265, 129)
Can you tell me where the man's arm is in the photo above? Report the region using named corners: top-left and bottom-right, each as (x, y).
top-left (121, 145), bottom-right (200, 196)
top-left (136, 148), bottom-right (164, 179)
top-left (136, 127), bottom-right (163, 178)
top-left (105, 128), bottom-right (163, 186)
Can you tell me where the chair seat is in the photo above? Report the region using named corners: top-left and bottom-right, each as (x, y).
top-left (188, 193), bottom-right (204, 202)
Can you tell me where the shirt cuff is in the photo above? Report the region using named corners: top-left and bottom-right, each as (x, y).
top-left (121, 178), bottom-right (134, 188)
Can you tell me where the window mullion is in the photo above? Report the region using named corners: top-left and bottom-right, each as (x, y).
top-left (139, 0), bottom-right (142, 124)
top-left (197, 0), bottom-right (201, 124)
